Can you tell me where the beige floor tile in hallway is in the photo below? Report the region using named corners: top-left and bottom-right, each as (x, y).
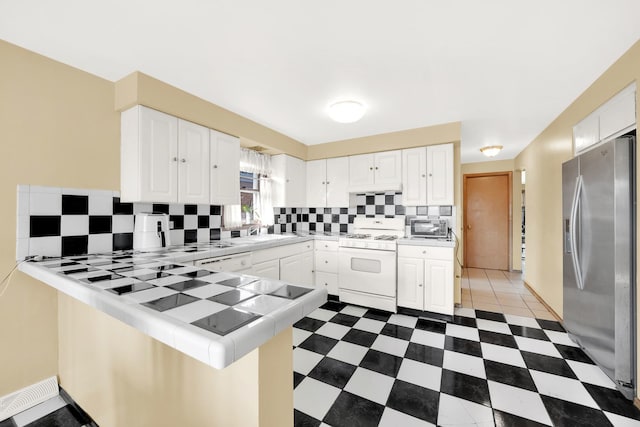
top-left (460, 267), bottom-right (558, 320)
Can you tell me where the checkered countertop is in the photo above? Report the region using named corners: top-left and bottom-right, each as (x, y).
top-left (19, 248), bottom-right (327, 369)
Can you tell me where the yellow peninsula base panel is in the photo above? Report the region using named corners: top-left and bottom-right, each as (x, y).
top-left (57, 293), bottom-right (293, 427)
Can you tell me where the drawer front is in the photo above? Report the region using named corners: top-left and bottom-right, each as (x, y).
top-left (315, 251), bottom-right (338, 273)
top-left (314, 240), bottom-right (339, 252)
top-left (253, 241), bottom-right (313, 263)
top-left (398, 245), bottom-right (453, 261)
top-left (315, 271), bottom-right (338, 296)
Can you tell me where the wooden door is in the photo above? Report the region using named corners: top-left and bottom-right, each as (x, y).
top-left (464, 173), bottom-right (511, 270)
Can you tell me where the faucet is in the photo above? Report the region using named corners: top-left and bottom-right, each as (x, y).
top-left (247, 225), bottom-right (260, 236)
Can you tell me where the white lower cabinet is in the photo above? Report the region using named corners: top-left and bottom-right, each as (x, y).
top-left (251, 259), bottom-right (280, 280)
top-left (397, 245), bottom-right (454, 315)
top-left (251, 241), bottom-right (314, 286)
top-left (280, 252), bottom-right (314, 287)
top-left (314, 240), bottom-right (339, 296)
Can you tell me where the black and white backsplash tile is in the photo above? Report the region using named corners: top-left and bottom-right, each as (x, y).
top-left (273, 191), bottom-right (455, 235)
top-left (16, 185), bottom-right (243, 260)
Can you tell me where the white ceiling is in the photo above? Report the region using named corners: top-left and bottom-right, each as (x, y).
top-left (1, 1), bottom-right (639, 163)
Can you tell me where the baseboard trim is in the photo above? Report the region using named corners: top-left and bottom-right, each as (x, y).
top-left (523, 281), bottom-right (562, 322)
top-left (0, 376), bottom-right (59, 422)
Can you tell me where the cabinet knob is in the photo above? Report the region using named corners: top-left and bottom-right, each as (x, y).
top-left (422, 250), bottom-right (426, 254)
top-left (326, 181), bottom-right (330, 185)
top-left (375, 167), bottom-right (379, 170)
top-left (429, 173), bottom-right (432, 177)
top-left (172, 157), bottom-right (178, 162)
top-left (325, 260), bottom-right (328, 264)
top-left (213, 165), bottom-right (218, 169)
top-left (181, 158), bottom-right (186, 163)
top-left (421, 174), bottom-right (426, 178)
top-left (286, 179), bottom-right (290, 183)
top-left (419, 284), bottom-right (423, 287)
top-left (321, 181), bottom-right (325, 184)
top-left (369, 167), bottom-right (373, 170)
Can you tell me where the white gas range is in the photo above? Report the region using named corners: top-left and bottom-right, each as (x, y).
top-left (337, 217), bottom-right (405, 312)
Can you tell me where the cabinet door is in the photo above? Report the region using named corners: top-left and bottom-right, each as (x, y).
top-left (300, 250), bottom-right (314, 286)
top-left (599, 87), bottom-right (636, 141)
top-left (280, 253), bottom-right (302, 284)
top-left (138, 106), bottom-right (179, 203)
top-left (424, 259), bottom-right (454, 315)
top-left (306, 159), bottom-right (327, 207)
top-left (210, 130), bottom-right (240, 205)
top-left (402, 148), bottom-right (427, 206)
top-left (374, 150), bottom-right (402, 185)
top-left (397, 257), bottom-right (424, 310)
top-left (349, 154), bottom-right (375, 186)
top-left (178, 120), bottom-right (210, 204)
top-left (315, 272), bottom-right (338, 296)
top-left (286, 156), bottom-right (307, 207)
top-left (426, 143), bottom-right (454, 206)
top-left (251, 259), bottom-right (280, 280)
top-left (573, 113), bottom-right (600, 154)
top-left (326, 157), bottom-right (350, 207)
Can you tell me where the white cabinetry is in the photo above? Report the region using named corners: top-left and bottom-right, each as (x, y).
top-left (402, 147), bottom-right (427, 206)
top-left (251, 259), bottom-right (280, 280)
top-left (314, 240), bottom-right (339, 296)
top-left (397, 245), bottom-right (454, 315)
top-left (348, 150), bottom-right (402, 191)
top-left (306, 157), bottom-right (350, 207)
top-left (121, 106), bottom-right (178, 203)
top-left (401, 143), bottom-right (454, 206)
top-left (251, 241), bottom-right (314, 286)
top-left (574, 83), bottom-right (636, 154)
top-left (426, 143), bottom-right (454, 206)
top-left (210, 130), bottom-right (240, 205)
top-left (177, 120), bottom-right (210, 204)
top-left (272, 154), bottom-right (306, 207)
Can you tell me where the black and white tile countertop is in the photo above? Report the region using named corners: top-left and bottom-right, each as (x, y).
top-left (18, 237), bottom-right (328, 369)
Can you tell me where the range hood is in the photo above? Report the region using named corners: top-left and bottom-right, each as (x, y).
top-left (348, 182), bottom-right (402, 194)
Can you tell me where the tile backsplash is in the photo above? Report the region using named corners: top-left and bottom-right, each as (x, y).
top-left (16, 185), bottom-right (242, 260)
top-left (274, 191), bottom-right (456, 235)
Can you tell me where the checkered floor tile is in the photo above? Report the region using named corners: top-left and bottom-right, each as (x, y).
top-left (293, 301), bottom-right (640, 427)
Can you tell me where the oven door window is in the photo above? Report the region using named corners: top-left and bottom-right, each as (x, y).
top-left (350, 257), bottom-right (382, 274)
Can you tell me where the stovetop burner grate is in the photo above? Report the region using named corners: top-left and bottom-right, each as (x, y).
top-left (374, 235), bottom-right (399, 241)
top-left (344, 233), bottom-right (372, 239)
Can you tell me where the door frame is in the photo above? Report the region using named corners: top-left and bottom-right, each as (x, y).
top-left (463, 171), bottom-right (513, 270)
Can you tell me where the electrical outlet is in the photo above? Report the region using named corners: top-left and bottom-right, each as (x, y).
top-left (278, 217), bottom-right (286, 224)
top-left (169, 221), bottom-right (175, 229)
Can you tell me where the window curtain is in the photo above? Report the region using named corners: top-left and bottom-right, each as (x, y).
top-left (239, 148), bottom-right (274, 226)
top-left (223, 205), bottom-right (242, 229)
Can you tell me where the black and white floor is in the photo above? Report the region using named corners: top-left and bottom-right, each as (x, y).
top-left (293, 300), bottom-right (640, 427)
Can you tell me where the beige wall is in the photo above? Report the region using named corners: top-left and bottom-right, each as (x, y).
top-left (460, 159), bottom-right (523, 272)
top-left (0, 39), bottom-right (120, 396)
top-left (513, 38), bottom-right (639, 397)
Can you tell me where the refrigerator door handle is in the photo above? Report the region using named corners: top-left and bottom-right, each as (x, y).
top-left (570, 175), bottom-right (584, 290)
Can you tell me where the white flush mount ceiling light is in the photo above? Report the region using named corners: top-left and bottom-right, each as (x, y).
top-left (480, 145), bottom-right (503, 157)
top-left (328, 100), bottom-right (366, 123)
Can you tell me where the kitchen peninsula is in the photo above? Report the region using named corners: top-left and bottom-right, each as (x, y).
top-left (19, 239), bottom-right (327, 426)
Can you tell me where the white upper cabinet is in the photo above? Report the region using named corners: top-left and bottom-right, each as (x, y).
top-left (574, 83), bottom-right (636, 155)
top-left (306, 157), bottom-right (350, 207)
top-left (210, 130), bottom-right (240, 205)
top-left (272, 154), bottom-right (306, 207)
top-left (326, 157), bottom-right (350, 207)
top-left (374, 150), bottom-right (402, 185)
top-left (426, 143), bottom-right (454, 206)
top-left (348, 154), bottom-right (375, 187)
top-left (306, 159), bottom-right (327, 207)
top-left (348, 150), bottom-right (402, 191)
top-left (402, 147), bottom-right (427, 206)
top-left (178, 120), bottom-right (210, 204)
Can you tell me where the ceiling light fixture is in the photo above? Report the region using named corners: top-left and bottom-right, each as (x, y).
top-left (480, 145), bottom-right (503, 157)
top-left (328, 100), bottom-right (366, 123)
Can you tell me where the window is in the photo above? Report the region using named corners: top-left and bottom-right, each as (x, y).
top-left (240, 171), bottom-right (261, 224)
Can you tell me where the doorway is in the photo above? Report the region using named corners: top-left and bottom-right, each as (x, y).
top-left (463, 172), bottom-right (511, 270)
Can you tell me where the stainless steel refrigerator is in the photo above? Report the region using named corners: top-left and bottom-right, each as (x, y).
top-left (562, 132), bottom-right (636, 399)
